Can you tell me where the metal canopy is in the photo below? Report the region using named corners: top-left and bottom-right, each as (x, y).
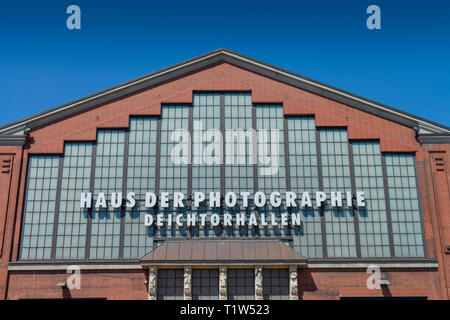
top-left (140, 239), bottom-right (307, 266)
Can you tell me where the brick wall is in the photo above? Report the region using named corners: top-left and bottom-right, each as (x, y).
top-left (298, 268), bottom-right (440, 300)
top-left (7, 270), bottom-right (148, 300)
top-left (0, 146), bottom-right (25, 299)
top-left (4, 267), bottom-right (441, 300)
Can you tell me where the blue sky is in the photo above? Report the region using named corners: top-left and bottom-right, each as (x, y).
top-left (0, 0), bottom-right (449, 127)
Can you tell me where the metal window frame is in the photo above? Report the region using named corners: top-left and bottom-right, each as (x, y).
top-left (284, 115), bottom-right (324, 256)
top-left (252, 101), bottom-right (260, 238)
top-left (381, 154), bottom-right (396, 258)
top-left (50, 156), bottom-right (64, 259)
top-left (317, 127), bottom-right (358, 259)
top-left (118, 130), bottom-right (130, 259)
top-left (19, 155), bottom-right (61, 260)
top-left (87, 129), bottom-right (127, 260)
top-left (187, 105), bottom-right (193, 239)
top-left (413, 155), bottom-right (428, 258)
top-left (219, 94), bottom-right (225, 237)
top-left (153, 117), bottom-right (162, 245)
top-left (315, 128), bottom-right (328, 258)
top-left (189, 93), bottom-right (222, 238)
top-left (282, 117), bottom-right (292, 242)
top-left (128, 114), bottom-right (171, 246)
top-left (262, 268), bottom-right (290, 300)
top-left (192, 269), bottom-right (220, 300)
top-left (17, 156), bottom-right (32, 260)
top-left (253, 103), bottom-right (289, 240)
top-left (84, 141), bottom-right (97, 259)
top-left (227, 269), bottom-right (255, 300)
top-left (157, 269), bottom-right (184, 300)
top-left (348, 141), bottom-right (362, 258)
top-left (383, 152), bottom-right (428, 258)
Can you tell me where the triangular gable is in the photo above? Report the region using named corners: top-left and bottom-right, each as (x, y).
top-left (0, 48), bottom-right (448, 142)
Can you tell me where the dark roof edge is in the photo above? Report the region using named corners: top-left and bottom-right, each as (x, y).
top-left (0, 135), bottom-right (27, 146)
top-left (417, 133), bottom-right (450, 144)
top-left (0, 48), bottom-right (448, 136)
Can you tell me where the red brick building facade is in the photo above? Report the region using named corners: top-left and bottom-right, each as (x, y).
top-left (0, 49), bottom-right (448, 300)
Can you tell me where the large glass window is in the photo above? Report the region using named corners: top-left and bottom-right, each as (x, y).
top-left (158, 106), bottom-right (190, 239)
top-left (157, 269), bottom-right (184, 300)
top-left (124, 118), bottom-right (158, 259)
top-left (320, 129), bottom-right (357, 258)
top-left (192, 269), bottom-right (219, 300)
top-left (287, 117), bottom-right (323, 258)
top-left (55, 143), bottom-right (92, 259)
top-left (89, 130), bottom-right (125, 259)
top-left (255, 105), bottom-right (287, 238)
top-left (227, 269), bottom-right (255, 300)
top-left (352, 142), bottom-right (390, 258)
top-left (224, 93), bottom-right (255, 237)
top-left (262, 269), bottom-right (289, 300)
top-left (21, 156), bottom-right (59, 260)
top-left (385, 154), bottom-right (425, 257)
top-left (191, 93), bottom-right (222, 237)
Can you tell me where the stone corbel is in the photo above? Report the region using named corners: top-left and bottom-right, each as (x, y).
top-left (289, 265), bottom-right (299, 300)
top-left (184, 266), bottom-right (192, 300)
top-left (219, 266), bottom-right (227, 300)
top-left (255, 266), bottom-right (263, 300)
top-left (148, 266), bottom-right (157, 300)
